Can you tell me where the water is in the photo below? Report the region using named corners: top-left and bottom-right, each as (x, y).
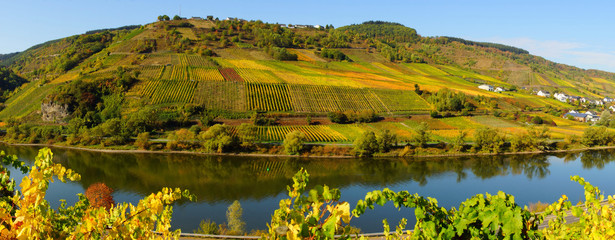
top-left (3, 144), bottom-right (615, 233)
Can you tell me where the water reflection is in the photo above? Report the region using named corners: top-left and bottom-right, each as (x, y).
top-left (4, 145), bottom-right (615, 232)
top-left (4, 145), bottom-right (606, 203)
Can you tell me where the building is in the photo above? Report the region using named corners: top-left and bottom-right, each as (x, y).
top-left (190, 17), bottom-right (203, 20)
top-left (564, 112), bottom-right (589, 122)
top-left (478, 84), bottom-right (494, 91)
top-left (604, 97), bottom-right (615, 103)
top-left (537, 90), bottom-right (550, 97)
top-left (494, 87), bottom-right (507, 93)
top-left (554, 92), bottom-right (569, 102)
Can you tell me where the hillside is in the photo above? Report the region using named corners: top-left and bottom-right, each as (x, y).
top-left (0, 18), bottom-right (613, 150)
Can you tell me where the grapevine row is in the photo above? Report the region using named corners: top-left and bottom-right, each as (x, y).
top-left (250, 125), bottom-right (347, 142)
top-left (245, 83), bottom-right (292, 112)
top-left (193, 81), bottom-right (246, 111)
top-left (219, 68), bottom-right (244, 82)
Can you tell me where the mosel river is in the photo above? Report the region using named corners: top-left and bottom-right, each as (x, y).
top-left (3, 144), bottom-right (615, 233)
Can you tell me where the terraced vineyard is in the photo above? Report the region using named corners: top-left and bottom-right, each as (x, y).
top-left (189, 67), bottom-right (225, 81)
top-left (288, 85), bottom-right (387, 113)
top-left (245, 83), bottom-right (293, 111)
top-left (193, 81), bottom-right (246, 111)
top-left (173, 54), bottom-right (217, 67)
top-left (141, 80), bottom-right (197, 104)
top-left (249, 125), bottom-right (348, 142)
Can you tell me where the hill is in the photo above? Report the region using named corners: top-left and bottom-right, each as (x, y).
top-left (0, 17), bottom-right (612, 152)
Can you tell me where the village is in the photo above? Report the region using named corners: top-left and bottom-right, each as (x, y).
top-left (479, 84), bottom-right (615, 123)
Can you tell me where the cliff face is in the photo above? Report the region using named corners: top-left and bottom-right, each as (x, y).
top-left (41, 102), bottom-right (69, 122)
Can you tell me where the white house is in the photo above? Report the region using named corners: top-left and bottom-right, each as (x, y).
top-left (537, 90), bottom-right (550, 97)
top-left (494, 87), bottom-right (506, 93)
top-left (610, 105), bottom-right (615, 112)
top-left (554, 92), bottom-right (569, 102)
top-left (478, 84), bottom-right (494, 91)
top-left (604, 97), bottom-right (615, 103)
top-left (595, 100), bottom-right (604, 105)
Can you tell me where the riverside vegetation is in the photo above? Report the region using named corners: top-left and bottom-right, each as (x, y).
top-left (1, 148), bottom-right (615, 239)
top-left (0, 17), bottom-right (615, 156)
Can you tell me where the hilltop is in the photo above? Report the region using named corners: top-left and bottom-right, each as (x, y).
top-left (0, 17), bottom-right (613, 155)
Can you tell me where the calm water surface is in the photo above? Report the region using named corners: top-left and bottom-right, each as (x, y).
top-left (3, 144), bottom-right (615, 233)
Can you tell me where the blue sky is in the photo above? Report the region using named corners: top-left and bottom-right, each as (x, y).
top-left (1, 0), bottom-right (614, 72)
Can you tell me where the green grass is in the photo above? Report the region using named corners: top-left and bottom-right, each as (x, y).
top-left (469, 115), bottom-right (519, 128)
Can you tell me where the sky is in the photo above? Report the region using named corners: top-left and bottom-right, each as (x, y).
top-left (1, 0), bottom-right (614, 72)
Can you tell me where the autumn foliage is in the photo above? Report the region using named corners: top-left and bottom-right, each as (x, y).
top-left (85, 182), bottom-right (115, 210)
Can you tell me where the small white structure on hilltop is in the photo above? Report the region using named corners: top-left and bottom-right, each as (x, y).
top-left (537, 90), bottom-right (550, 97)
top-left (478, 84), bottom-right (494, 91)
top-left (494, 87), bottom-right (507, 93)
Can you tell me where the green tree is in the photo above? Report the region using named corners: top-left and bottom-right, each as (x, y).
top-left (236, 123), bottom-right (257, 149)
top-left (412, 122), bottom-right (430, 148)
top-left (452, 130), bottom-right (467, 152)
top-left (226, 200), bottom-right (246, 235)
top-left (377, 129), bottom-right (397, 152)
top-left (199, 124), bottom-right (234, 153)
top-left (283, 130), bottom-right (305, 155)
top-left (353, 131), bottom-right (379, 157)
top-left (581, 126), bottom-right (613, 147)
top-left (173, 15), bottom-right (182, 21)
top-left (474, 127), bottom-right (506, 153)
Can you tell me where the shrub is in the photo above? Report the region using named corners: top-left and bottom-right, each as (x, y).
top-left (194, 219), bottom-right (220, 235)
top-left (85, 182), bottom-right (115, 210)
top-left (474, 127), bottom-right (506, 153)
top-left (135, 132), bottom-right (150, 150)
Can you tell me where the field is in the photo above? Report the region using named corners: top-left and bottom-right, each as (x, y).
top-left (245, 83), bottom-right (293, 111)
top-left (141, 80), bottom-right (197, 104)
top-left (190, 67), bottom-right (225, 81)
top-left (193, 81), bottom-right (246, 111)
top-left (236, 69), bottom-right (283, 83)
top-left (249, 125), bottom-right (348, 142)
top-left (139, 65), bottom-right (164, 79)
top-left (160, 66), bottom-right (189, 80)
top-left (219, 68), bottom-right (244, 82)
top-left (0, 81), bottom-right (59, 119)
top-left (287, 85), bottom-right (386, 113)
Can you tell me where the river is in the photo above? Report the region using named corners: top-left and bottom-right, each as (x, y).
top-left (3, 144), bottom-right (615, 233)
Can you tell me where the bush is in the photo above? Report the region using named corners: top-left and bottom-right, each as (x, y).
top-left (474, 127), bottom-right (506, 153)
top-left (412, 122), bottom-right (430, 148)
top-left (283, 130), bottom-right (305, 155)
top-left (85, 182), bottom-right (115, 210)
top-left (135, 132), bottom-right (150, 150)
top-left (328, 111), bottom-right (349, 124)
top-left (581, 126), bottom-right (613, 147)
top-left (194, 219), bottom-right (220, 235)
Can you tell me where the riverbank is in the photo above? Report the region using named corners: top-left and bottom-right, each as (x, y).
top-left (2, 140), bottom-right (614, 159)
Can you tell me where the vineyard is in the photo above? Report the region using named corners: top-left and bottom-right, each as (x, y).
top-left (371, 89), bottom-right (432, 111)
top-left (219, 68), bottom-right (244, 82)
top-left (160, 66), bottom-right (190, 80)
top-left (236, 68), bottom-right (283, 83)
top-left (138, 65), bottom-right (164, 79)
top-left (189, 67), bottom-right (225, 81)
top-left (141, 80), bottom-right (197, 104)
top-left (241, 125), bottom-right (348, 142)
top-left (245, 83), bottom-right (293, 111)
top-left (172, 54), bottom-right (217, 67)
top-left (193, 81), bottom-right (246, 111)
top-left (288, 85), bottom-right (388, 113)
